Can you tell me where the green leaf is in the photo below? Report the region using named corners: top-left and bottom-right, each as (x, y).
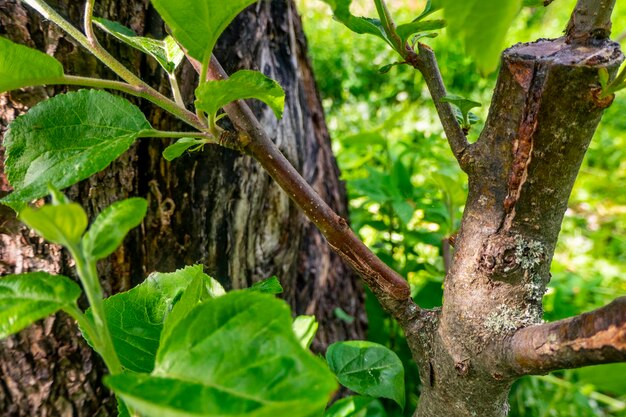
top-left (91, 265), bottom-right (218, 373)
top-left (441, 93), bottom-right (481, 116)
top-left (19, 202), bottom-right (88, 248)
top-left (441, 93), bottom-right (481, 127)
top-left (107, 291), bottom-right (337, 417)
top-left (0, 272), bottom-right (81, 339)
top-left (195, 70), bottom-right (285, 119)
top-left (292, 315), bottom-right (318, 349)
top-left (2, 90), bottom-right (151, 211)
top-left (150, 0), bottom-right (257, 63)
top-left (522, 0), bottom-right (548, 6)
top-left (0, 36), bottom-right (64, 93)
top-left (441, 0), bottom-right (522, 74)
top-left (326, 340), bottom-right (405, 408)
top-left (413, 280), bottom-right (444, 309)
top-left (396, 19), bottom-right (445, 45)
top-left (392, 199), bottom-right (414, 225)
top-left (414, 0), bottom-right (443, 21)
top-left (334, 307), bottom-right (355, 324)
top-left (160, 273), bottom-right (214, 346)
top-left (48, 185), bottom-right (71, 206)
top-left (93, 18), bottom-right (184, 74)
top-left (248, 276), bottom-right (283, 294)
top-left (391, 158), bottom-right (413, 198)
top-left (320, 0), bottom-right (392, 47)
top-left (324, 396), bottom-right (387, 417)
top-left (82, 198), bottom-right (147, 261)
top-left (162, 138), bottom-right (206, 161)
top-left (117, 399), bottom-right (131, 417)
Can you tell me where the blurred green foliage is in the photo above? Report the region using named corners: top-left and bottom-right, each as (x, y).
top-left (298, 0), bottom-right (626, 415)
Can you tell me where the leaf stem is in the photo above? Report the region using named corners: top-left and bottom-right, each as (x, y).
top-left (137, 129), bottom-right (212, 141)
top-left (76, 0), bottom-right (143, 87)
top-left (168, 73), bottom-right (185, 107)
top-left (59, 75), bottom-right (204, 130)
top-left (23, 0), bottom-right (206, 130)
top-left (64, 303), bottom-right (102, 352)
top-left (373, 0), bottom-right (404, 53)
top-left (83, 0), bottom-right (98, 47)
top-left (200, 55), bottom-right (210, 87)
top-left (69, 247), bottom-right (122, 375)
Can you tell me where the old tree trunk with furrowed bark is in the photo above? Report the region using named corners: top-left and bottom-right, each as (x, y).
top-left (1, 0), bottom-right (626, 416)
top-left (0, 0), bottom-right (364, 415)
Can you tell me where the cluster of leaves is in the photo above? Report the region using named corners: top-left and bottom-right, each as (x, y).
top-left (1, 189), bottom-right (412, 417)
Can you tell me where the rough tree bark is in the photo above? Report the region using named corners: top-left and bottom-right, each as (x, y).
top-left (0, 1), bottom-right (365, 415)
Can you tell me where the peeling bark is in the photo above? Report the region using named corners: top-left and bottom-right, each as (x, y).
top-left (508, 296), bottom-right (626, 375)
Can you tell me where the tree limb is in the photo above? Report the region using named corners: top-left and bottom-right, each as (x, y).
top-left (184, 55), bottom-right (417, 318)
top-left (566, 0), bottom-right (617, 43)
top-left (506, 297), bottom-right (626, 376)
top-left (410, 44), bottom-right (472, 171)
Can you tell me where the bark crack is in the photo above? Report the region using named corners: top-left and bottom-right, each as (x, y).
top-left (501, 63), bottom-right (546, 232)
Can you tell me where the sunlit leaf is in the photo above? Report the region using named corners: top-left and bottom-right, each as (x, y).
top-left (2, 90), bottom-right (150, 211)
top-left (160, 273), bottom-right (214, 347)
top-left (414, 0), bottom-right (443, 21)
top-left (93, 17), bottom-right (184, 73)
top-left (0, 36), bottom-right (64, 92)
top-left (441, 93), bottom-right (481, 127)
top-left (19, 202), bottom-right (88, 248)
top-left (441, 0), bottom-right (522, 74)
top-left (248, 276), bottom-right (283, 294)
top-left (396, 19), bottom-right (445, 45)
top-left (162, 138), bottom-right (207, 161)
top-left (195, 70), bottom-right (285, 119)
top-left (82, 198), bottom-right (147, 261)
top-left (107, 291), bottom-right (337, 417)
top-left (0, 272), bottom-right (80, 338)
top-left (320, 0), bottom-right (393, 47)
top-left (150, 0), bottom-right (257, 63)
top-left (87, 265), bottom-right (218, 373)
top-left (326, 340), bottom-right (405, 408)
top-left (292, 315), bottom-right (318, 349)
top-left (324, 395), bottom-right (387, 417)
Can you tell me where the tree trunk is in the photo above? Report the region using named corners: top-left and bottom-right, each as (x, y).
top-left (407, 11), bottom-right (625, 417)
top-left (0, 1), bottom-right (365, 415)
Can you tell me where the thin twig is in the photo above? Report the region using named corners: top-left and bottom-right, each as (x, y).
top-left (374, 0), bottom-right (404, 52)
top-left (411, 44), bottom-right (471, 171)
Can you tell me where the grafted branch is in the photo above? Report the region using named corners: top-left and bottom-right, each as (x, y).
top-left (186, 56), bottom-right (416, 318)
top-left (507, 297), bottom-right (626, 376)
